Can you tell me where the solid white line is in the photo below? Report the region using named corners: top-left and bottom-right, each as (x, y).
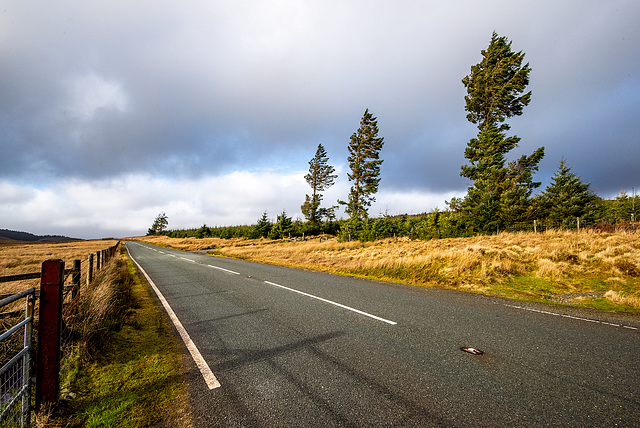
top-left (127, 245), bottom-right (221, 390)
top-left (263, 281), bottom-right (397, 325)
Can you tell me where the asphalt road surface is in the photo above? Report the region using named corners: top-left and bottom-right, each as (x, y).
top-left (126, 241), bottom-right (640, 427)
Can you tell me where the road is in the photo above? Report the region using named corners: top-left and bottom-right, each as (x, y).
top-left (125, 241), bottom-right (640, 427)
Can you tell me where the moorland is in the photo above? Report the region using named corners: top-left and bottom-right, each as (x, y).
top-left (132, 230), bottom-right (640, 314)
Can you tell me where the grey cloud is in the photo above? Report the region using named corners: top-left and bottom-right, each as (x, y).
top-left (1, 0), bottom-right (639, 212)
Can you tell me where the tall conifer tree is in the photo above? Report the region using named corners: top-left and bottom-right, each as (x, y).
top-left (461, 32), bottom-right (544, 231)
top-left (301, 144), bottom-right (337, 224)
top-left (340, 109), bottom-right (384, 220)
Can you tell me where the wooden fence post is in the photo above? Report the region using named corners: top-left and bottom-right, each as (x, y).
top-left (96, 250), bottom-right (101, 271)
top-left (36, 259), bottom-right (64, 410)
top-left (87, 253), bottom-right (93, 285)
top-left (72, 259), bottom-right (81, 300)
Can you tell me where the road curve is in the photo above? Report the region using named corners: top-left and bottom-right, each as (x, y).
top-left (126, 241), bottom-right (640, 427)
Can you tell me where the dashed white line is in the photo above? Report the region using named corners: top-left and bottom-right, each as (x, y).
top-left (207, 265), bottom-right (241, 275)
top-left (505, 304), bottom-right (638, 331)
top-left (264, 281), bottom-right (397, 325)
top-left (127, 245), bottom-right (221, 390)
top-left (169, 253), bottom-right (240, 275)
top-left (141, 243), bottom-right (395, 325)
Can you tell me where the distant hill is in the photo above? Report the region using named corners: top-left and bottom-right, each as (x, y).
top-left (0, 229), bottom-right (81, 243)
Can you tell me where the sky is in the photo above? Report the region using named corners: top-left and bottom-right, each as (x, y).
top-left (1, 0), bottom-right (639, 239)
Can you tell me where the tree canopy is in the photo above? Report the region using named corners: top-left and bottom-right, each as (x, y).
top-left (301, 144), bottom-right (337, 225)
top-left (253, 211), bottom-right (272, 238)
top-left (340, 109), bottom-right (384, 220)
top-left (539, 158), bottom-right (598, 227)
top-left (147, 212), bottom-right (168, 235)
top-left (460, 32), bottom-right (544, 231)
top-left (462, 31), bottom-right (531, 131)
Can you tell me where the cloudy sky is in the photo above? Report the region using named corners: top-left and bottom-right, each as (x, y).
top-left (1, 1), bottom-right (639, 239)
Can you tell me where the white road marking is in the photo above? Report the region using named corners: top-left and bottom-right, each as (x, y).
top-left (207, 265), bottom-right (241, 275)
top-left (601, 322), bottom-right (620, 327)
top-left (264, 281), bottom-right (397, 325)
top-left (505, 304), bottom-right (638, 332)
top-left (127, 245), bottom-right (221, 390)
top-left (176, 254), bottom-right (240, 275)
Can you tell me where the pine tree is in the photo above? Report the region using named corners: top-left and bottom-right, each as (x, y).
top-left (270, 210), bottom-right (293, 239)
top-left (460, 32), bottom-right (544, 231)
top-left (340, 109), bottom-right (384, 220)
top-left (540, 158), bottom-right (597, 227)
top-left (254, 211), bottom-right (272, 238)
top-left (301, 144), bottom-right (337, 225)
top-left (147, 212), bottom-right (168, 235)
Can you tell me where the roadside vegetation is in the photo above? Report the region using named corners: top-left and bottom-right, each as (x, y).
top-left (134, 230), bottom-right (640, 315)
top-left (41, 246), bottom-right (189, 427)
top-left (0, 240), bottom-right (188, 427)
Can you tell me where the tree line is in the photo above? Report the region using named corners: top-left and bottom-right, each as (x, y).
top-left (149, 32), bottom-right (638, 241)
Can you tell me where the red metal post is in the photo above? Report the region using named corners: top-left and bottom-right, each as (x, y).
top-left (35, 259), bottom-right (64, 410)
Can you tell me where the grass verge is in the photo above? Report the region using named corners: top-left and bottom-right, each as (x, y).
top-left (42, 247), bottom-right (190, 427)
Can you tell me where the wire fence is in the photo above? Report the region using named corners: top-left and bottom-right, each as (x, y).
top-left (0, 289), bottom-right (35, 428)
top-left (0, 241), bottom-right (120, 426)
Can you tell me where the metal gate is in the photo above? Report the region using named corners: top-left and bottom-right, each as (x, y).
top-left (0, 288), bottom-right (35, 427)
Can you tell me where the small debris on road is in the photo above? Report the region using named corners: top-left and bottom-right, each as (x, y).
top-left (460, 347), bottom-right (483, 355)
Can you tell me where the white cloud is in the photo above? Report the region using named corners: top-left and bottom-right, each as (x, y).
top-left (0, 172), bottom-right (460, 239)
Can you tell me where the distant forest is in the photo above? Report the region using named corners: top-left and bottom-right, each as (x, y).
top-left (154, 192), bottom-right (638, 242)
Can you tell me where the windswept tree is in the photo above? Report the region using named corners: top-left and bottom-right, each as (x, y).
top-left (539, 158), bottom-right (598, 227)
top-left (301, 144), bottom-right (337, 225)
top-left (460, 32), bottom-right (544, 231)
top-left (148, 212), bottom-right (168, 235)
top-left (340, 109), bottom-right (384, 220)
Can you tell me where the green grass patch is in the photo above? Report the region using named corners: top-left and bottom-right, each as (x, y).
top-left (575, 297), bottom-right (636, 313)
top-left (51, 252), bottom-right (190, 427)
top-left (491, 276), bottom-right (559, 300)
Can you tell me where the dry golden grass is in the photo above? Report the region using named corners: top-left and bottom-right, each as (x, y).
top-left (62, 251), bottom-right (131, 357)
top-left (0, 239), bottom-right (118, 294)
top-left (127, 235), bottom-right (247, 251)
top-left (133, 230), bottom-right (640, 313)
